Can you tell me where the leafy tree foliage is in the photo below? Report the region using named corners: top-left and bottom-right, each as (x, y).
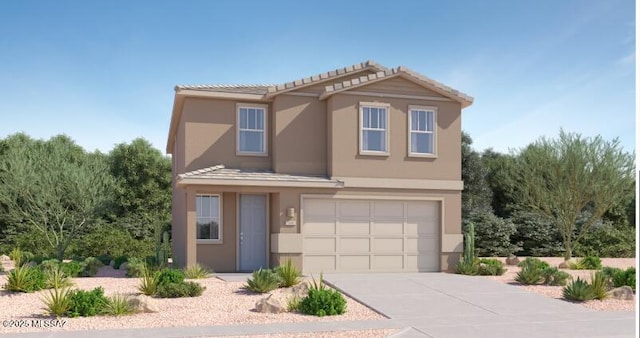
top-left (513, 130), bottom-right (634, 260)
top-left (464, 211), bottom-right (520, 256)
top-left (482, 149), bottom-right (518, 218)
top-left (509, 210), bottom-right (564, 256)
top-left (461, 132), bottom-right (492, 223)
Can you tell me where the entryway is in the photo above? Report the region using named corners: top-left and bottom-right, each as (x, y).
top-left (238, 194), bottom-right (267, 272)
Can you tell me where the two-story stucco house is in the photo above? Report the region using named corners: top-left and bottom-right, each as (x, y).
top-left (166, 61), bottom-right (473, 274)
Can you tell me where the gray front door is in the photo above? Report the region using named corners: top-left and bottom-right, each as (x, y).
top-left (239, 194), bottom-right (267, 272)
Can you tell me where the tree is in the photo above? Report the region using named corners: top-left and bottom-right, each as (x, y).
top-left (0, 134), bottom-right (112, 260)
top-left (461, 132), bottom-right (493, 222)
top-left (514, 130), bottom-right (634, 260)
top-left (482, 149), bottom-right (518, 218)
top-left (107, 138), bottom-right (172, 240)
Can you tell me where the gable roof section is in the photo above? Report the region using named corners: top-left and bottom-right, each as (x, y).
top-left (263, 60), bottom-right (388, 98)
top-left (318, 66), bottom-right (474, 107)
top-left (174, 84), bottom-right (274, 95)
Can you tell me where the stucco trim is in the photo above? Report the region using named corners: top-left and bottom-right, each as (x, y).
top-left (177, 177), bottom-right (344, 189)
top-left (270, 233), bottom-right (303, 253)
top-left (332, 177), bottom-right (463, 190)
top-left (339, 91), bottom-right (454, 102)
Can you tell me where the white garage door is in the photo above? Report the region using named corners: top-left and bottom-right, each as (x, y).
top-left (301, 198), bottom-right (440, 273)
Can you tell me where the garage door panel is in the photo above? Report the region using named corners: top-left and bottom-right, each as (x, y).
top-left (373, 201), bottom-right (404, 218)
top-left (304, 256), bottom-right (336, 272)
top-left (408, 201), bottom-right (439, 218)
top-left (340, 237), bottom-right (370, 253)
top-left (373, 255), bottom-right (404, 270)
top-left (373, 238), bottom-right (403, 252)
top-left (373, 222), bottom-right (404, 235)
top-left (405, 220), bottom-right (438, 236)
top-left (407, 254), bottom-right (438, 271)
top-left (304, 200), bottom-right (335, 217)
top-left (340, 255), bottom-right (370, 270)
top-left (304, 220), bottom-right (336, 235)
top-left (304, 237), bottom-right (336, 252)
top-left (406, 237), bottom-right (438, 252)
top-left (337, 220), bottom-right (369, 235)
top-left (338, 200), bottom-right (370, 218)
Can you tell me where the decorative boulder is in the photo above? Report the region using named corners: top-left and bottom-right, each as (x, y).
top-left (129, 295), bottom-right (159, 313)
top-left (558, 260), bottom-right (574, 269)
top-left (505, 255), bottom-right (520, 266)
top-left (120, 262), bottom-right (128, 270)
top-left (291, 282), bottom-right (309, 298)
top-left (0, 255), bottom-right (10, 262)
top-left (255, 294), bottom-right (287, 314)
top-left (109, 260), bottom-right (115, 267)
top-left (607, 286), bottom-right (634, 300)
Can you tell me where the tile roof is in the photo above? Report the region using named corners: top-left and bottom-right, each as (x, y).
top-left (178, 165), bottom-right (342, 184)
top-left (319, 66), bottom-right (474, 106)
top-left (174, 84), bottom-right (274, 95)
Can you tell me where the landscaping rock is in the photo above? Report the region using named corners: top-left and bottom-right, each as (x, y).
top-left (291, 282), bottom-right (309, 298)
top-left (0, 255), bottom-right (10, 262)
top-left (129, 295), bottom-right (159, 313)
top-left (109, 260), bottom-right (115, 267)
top-left (505, 255), bottom-right (520, 266)
top-left (255, 294), bottom-right (287, 314)
top-left (607, 286), bottom-right (634, 300)
top-left (558, 260), bottom-right (573, 269)
top-left (120, 262), bottom-right (128, 270)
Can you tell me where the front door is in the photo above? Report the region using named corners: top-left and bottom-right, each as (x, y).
top-left (239, 194), bottom-right (267, 272)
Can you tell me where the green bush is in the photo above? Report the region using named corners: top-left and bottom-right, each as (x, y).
top-left (542, 267), bottom-right (570, 286)
top-left (577, 256), bottom-right (602, 270)
top-left (104, 294), bottom-right (135, 316)
top-left (612, 267), bottom-right (636, 291)
top-left (275, 259), bottom-right (301, 287)
top-left (590, 271), bottom-right (608, 300)
top-left (574, 223), bottom-right (635, 258)
top-left (125, 257), bottom-right (146, 277)
top-left (477, 258), bottom-right (506, 276)
top-left (66, 224), bottom-right (154, 259)
top-left (510, 210), bottom-right (563, 256)
top-left (42, 285), bottom-right (72, 317)
top-left (4, 265), bottom-right (47, 292)
top-left (30, 256), bottom-right (51, 265)
top-left (299, 275), bottom-right (346, 317)
top-left (96, 254), bottom-right (113, 266)
top-left (563, 278), bottom-right (595, 302)
top-left (157, 268), bottom-right (185, 286)
top-left (67, 287), bottom-right (109, 317)
top-left (44, 266), bottom-right (73, 289)
top-left (287, 295), bottom-right (302, 312)
top-left (9, 247), bottom-right (34, 266)
top-left (515, 259), bottom-right (546, 285)
top-left (137, 265), bottom-right (160, 296)
top-left (113, 256), bottom-right (128, 269)
top-left (39, 259), bottom-right (62, 272)
top-left (80, 257), bottom-right (103, 277)
top-left (60, 261), bottom-right (84, 277)
top-left (183, 263), bottom-right (211, 279)
top-left (156, 281), bottom-right (205, 298)
top-left (464, 211), bottom-right (520, 256)
top-left (245, 269), bottom-right (280, 293)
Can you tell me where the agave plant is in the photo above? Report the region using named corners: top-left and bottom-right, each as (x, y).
top-left (245, 269), bottom-right (280, 293)
top-left (563, 277), bottom-right (595, 302)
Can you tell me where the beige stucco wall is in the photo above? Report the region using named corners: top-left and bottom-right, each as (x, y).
top-left (182, 97), bottom-right (272, 173)
top-left (192, 191), bottom-right (237, 272)
top-left (272, 95), bottom-right (327, 175)
top-left (327, 89), bottom-right (462, 180)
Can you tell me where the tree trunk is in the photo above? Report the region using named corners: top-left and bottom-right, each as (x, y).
top-left (563, 240), bottom-right (572, 261)
top-left (56, 246), bottom-right (64, 261)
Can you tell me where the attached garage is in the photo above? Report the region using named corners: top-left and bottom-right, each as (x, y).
top-left (301, 197), bottom-right (441, 273)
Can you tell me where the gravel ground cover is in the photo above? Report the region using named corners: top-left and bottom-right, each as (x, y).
top-left (0, 261), bottom-right (384, 334)
top-left (481, 257), bottom-right (636, 312)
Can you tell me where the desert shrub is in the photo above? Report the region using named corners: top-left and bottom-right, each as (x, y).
top-left (96, 254), bottom-right (113, 266)
top-left (137, 265), bottom-right (160, 296)
top-left (183, 263), bottom-right (211, 279)
top-left (30, 256), bottom-right (51, 265)
top-left (510, 210), bottom-right (563, 256)
top-left (574, 222), bottom-right (635, 258)
top-left (612, 267), bottom-right (636, 291)
top-left (563, 277), bottom-right (594, 302)
top-left (275, 259), bottom-right (301, 287)
top-left (287, 295), bottom-right (302, 312)
top-left (39, 259), bottom-right (62, 272)
top-left (464, 211), bottom-right (520, 256)
top-left (4, 265), bottom-right (47, 292)
top-left (67, 287), bottom-right (109, 317)
top-left (67, 224), bottom-right (154, 259)
top-left (125, 257), bottom-right (146, 277)
top-left (156, 281), bottom-right (205, 298)
top-left (104, 294), bottom-right (135, 316)
top-left (113, 256), bottom-right (128, 269)
top-left (44, 266), bottom-right (73, 289)
top-left (577, 256), bottom-right (602, 270)
top-left (9, 247), bottom-right (34, 266)
top-left (515, 259), bottom-right (546, 285)
top-left (478, 258), bottom-right (506, 276)
top-left (542, 267), bottom-right (570, 286)
top-left (245, 268), bottom-right (280, 293)
top-left (60, 261), bottom-right (84, 277)
top-left (157, 268), bottom-right (185, 286)
top-left (80, 257), bottom-right (103, 277)
top-left (590, 271), bottom-right (608, 300)
top-left (299, 274), bottom-right (346, 317)
top-left (41, 285), bottom-right (72, 317)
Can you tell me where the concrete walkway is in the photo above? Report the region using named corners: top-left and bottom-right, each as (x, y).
top-left (324, 273), bottom-right (636, 338)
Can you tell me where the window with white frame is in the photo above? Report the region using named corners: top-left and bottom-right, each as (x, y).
top-left (409, 107), bottom-right (436, 155)
top-left (196, 194), bottom-right (221, 241)
top-left (360, 104), bottom-right (389, 153)
top-left (237, 105), bottom-right (266, 154)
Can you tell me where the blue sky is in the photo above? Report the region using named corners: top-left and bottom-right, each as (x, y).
top-left (0, 0), bottom-right (635, 154)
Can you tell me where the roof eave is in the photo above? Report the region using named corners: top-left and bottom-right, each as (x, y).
top-left (176, 177), bottom-right (345, 189)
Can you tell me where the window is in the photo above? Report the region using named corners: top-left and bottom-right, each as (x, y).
top-left (196, 194), bottom-right (221, 242)
top-left (360, 103), bottom-right (389, 154)
top-left (409, 106), bottom-right (436, 156)
top-left (237, 105), bottom-right (267, 155)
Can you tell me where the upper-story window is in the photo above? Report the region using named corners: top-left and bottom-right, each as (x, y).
top-left (408, 106), bottom-right (437, 157)
top-left (359, 102), bottom-right (390, 155)
top-left (237, 104), bottom-right (267, 155)
top-left (196, 194), bottom-right (222, 243)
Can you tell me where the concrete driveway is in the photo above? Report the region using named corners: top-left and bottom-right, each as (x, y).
top-left (324, 273), bottom-right (636, 338)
